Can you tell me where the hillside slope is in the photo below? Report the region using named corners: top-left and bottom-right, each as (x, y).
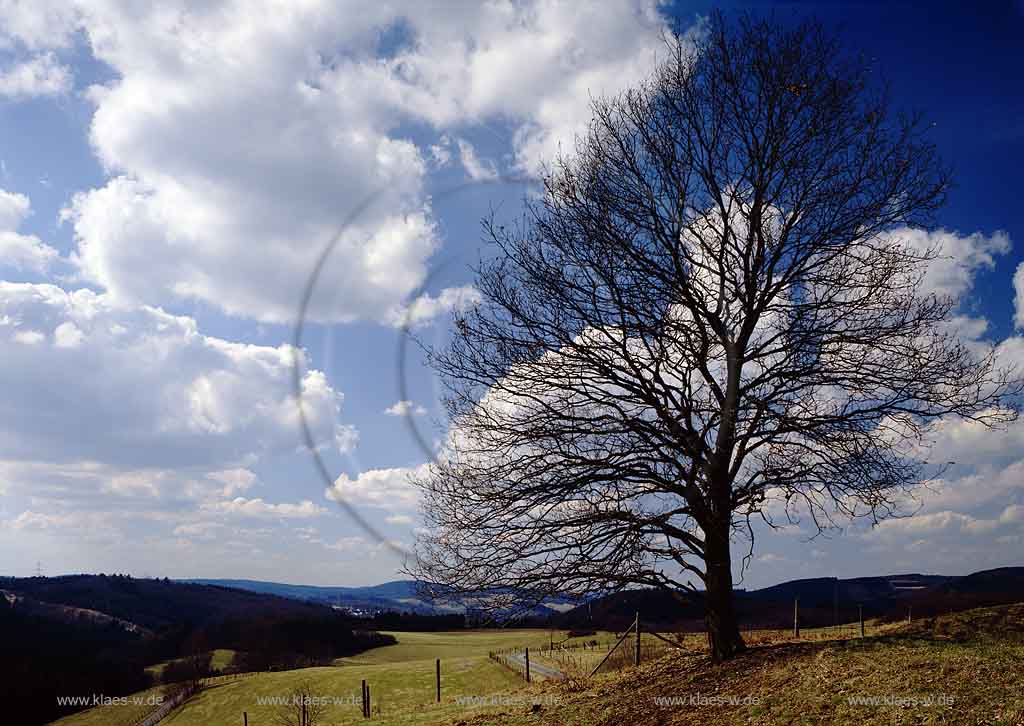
top-left (556, 566), bottom-right (1024, 630)
top-left (1, 588), bottom-right (152, 635)
top-left (463, 602), bottom-right (1024, 725)
top-left (2, 574), bottom-right (330, 630)
top-left (1, 575), bottom-right (385, 726)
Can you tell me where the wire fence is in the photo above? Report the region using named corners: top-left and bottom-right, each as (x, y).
top-left (126, 683), bottom-right (201, 726)
top-left (62, 605), bottom-right (909, 725)
top-left (519, 603), bottom-right (901, 680)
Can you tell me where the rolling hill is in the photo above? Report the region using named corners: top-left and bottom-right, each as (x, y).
top-left (553, 567), bottom-right (1024, 630)
top-left (183, 566), bottom-right (1024, 629)
top-left (180, 577), bottom-right (580, 618)
top-left (3, 573), bottom-right (332, 630)
top-left (1, 574), bottom-right (391, 726)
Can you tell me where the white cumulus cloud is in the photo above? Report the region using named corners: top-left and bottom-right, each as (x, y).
top-left (0, 188), bottom-right (59, 272)
top-left (0, 281), bottom-right (354, 469)
top-left (11, 0), bottom-right (683, 326)
top-left (326, 465), bottom-right (425, 510)
top-left (204, 496), bottom-right (326, 519)
top-left (384, 400), bottom-right (427, 417)
top-left (0, 52), bottom-right (71, 97)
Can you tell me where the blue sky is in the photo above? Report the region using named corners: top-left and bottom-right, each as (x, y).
top-left (0, 1), bottom-right (1021, 588)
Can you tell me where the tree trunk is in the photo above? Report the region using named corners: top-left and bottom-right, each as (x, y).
top-left (704, 525), bottom-right (745, 662)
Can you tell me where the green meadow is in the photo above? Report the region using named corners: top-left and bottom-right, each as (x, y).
top-left (53, 629), bottom-right (579, 726)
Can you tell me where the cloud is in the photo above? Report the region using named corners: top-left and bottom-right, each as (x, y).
top-left (204, 497), bottom-right (326, 519)
top-left (0, 282), bottom-right (354, 470)
top-left (103, 470), bottom-right (164, 497)
top-left (53, 320), bottom-right (83, 348)
top-left (1014, 263), bottom-right (1024, 329)
top-left (17, 1), bottom-right (681, 326)
top-left (65, 175), bottom-right (437, 325)
top-left (893, 227), bottom-right (1011, 301)
top-left (11, 510), bottom-right (82, 530)
top-left (455, 138), bottom-right (498, 181)
top-left (12, 328), bottom-right (44, 344)
top-left (326, 465), bottom-right (425, 510)
top-left (172, 521), bottom-right (224, 540)
top-left (60, 0), bottom-right (435, 325)
top-left (0, 52), bottom-right (71, 97)
top-left (429, 140), bottom-right (452, 167)
top-left (0, 460), bottom-right (169, 506)
top-left (377, 0), bottom-right (680, 172)
top-left (0, 2), bottom-right (80, 50)
top-left (384, 400), bottom-right (427, 417)
top-left (386, 284), bottom-right (481, 328)
top-left (869, 510), bottom-right (1002, 538)
top-left (9, 509), bottom-right (127, 546)
top-left (207, 468), bottom-right (258, 497)
top-left (323, 536), bottom-right (368, 552)
top-left (921, 411), bottom-right (1024, 475)
top-left (0, 189), bottom-right (58, 272)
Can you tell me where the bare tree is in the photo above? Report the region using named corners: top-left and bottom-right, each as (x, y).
top-left (407, 13), bottom-right (1020, 661)
top-left (273, 682), bottom-right (328, 726)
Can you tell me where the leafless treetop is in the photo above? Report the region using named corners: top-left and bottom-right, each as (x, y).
top-left (406, 15), bottom-right (1020, 651)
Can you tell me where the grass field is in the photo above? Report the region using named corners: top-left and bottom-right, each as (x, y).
top-left (50, 625), bottom-right (870, 725)
top-left (537, 623), bottom-right (882, 677)
top-left (335, 628), bottom-right (575, 665)
top-left (467, 603), bottom-right (1024, 725)
top-left (53, 630), bottom-right (567, 726)
top-left (50, 685), bottom-right (170, 726)
top-left (55, 607), bottom-right (1024, 726)
top-left (145, 649), bottom-right (238, 678)
top-left (159, 656), bottom-right (524, 726)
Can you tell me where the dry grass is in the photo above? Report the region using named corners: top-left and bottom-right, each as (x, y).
top-left (448, 603), bottom-right (1024, 726)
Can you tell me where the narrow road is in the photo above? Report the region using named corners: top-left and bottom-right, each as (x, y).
top-left (505, 651), bottom-right (565, 680)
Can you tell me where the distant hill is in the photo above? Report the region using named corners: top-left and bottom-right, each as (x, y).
top-left (1, 587), bottom-right (152, 635)
top-left (179, 578), bottom-right (422, 611)
top-left (553, 567), bottom-right (1024, 631)
top-left (2, 573), bottom-right (331, 630)
top-left (180, 577), bottom-right (420, 599)
top-left (180, 567), bottom-right (1024, 627)
top-left (181, 577), bottom-right (578, 618)
top-left (938, 566), bottom-right (1024, 596)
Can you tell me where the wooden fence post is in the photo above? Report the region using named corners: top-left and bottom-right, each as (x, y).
top-left (243, 713), bottom-right (247, 726)
top-left (859, 605), bottom-right (864, 637)
top-left (361, 679), bottom-right (368, 718)
top-left (525, 647), bottom-right (531, 682)
top-left (436, 658), bottom-right (441, 703)
top-left (793, 598), bottom-right (800, 638)
top-left (634, 612), bottom-right (641, 666)
top-left (589, 626), bottom-right (635, 677)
